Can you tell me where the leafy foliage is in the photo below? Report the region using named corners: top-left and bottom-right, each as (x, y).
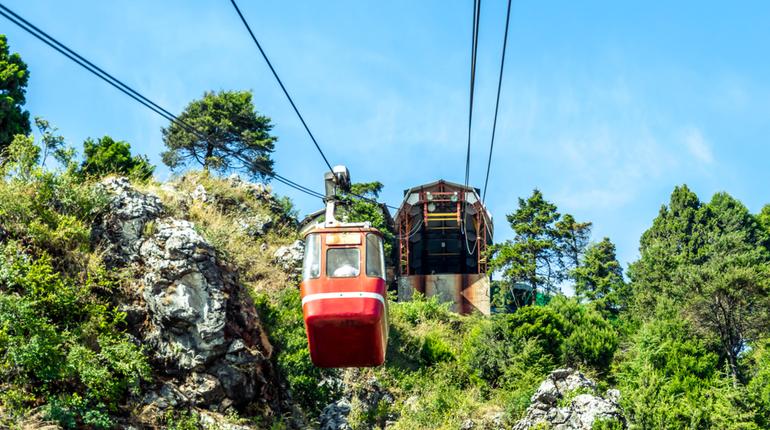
top-left (0, 142), bottom-right (149, 427)
top-left (0, 34), bottom-right (30, 154)
top-left (161, 90), bottom-right (277, 180)
top-left (254, 288), bottom-right (341, 414)
top-left (615, 302), bottom-right (757, 429)
top-left (490, 189), bottom-right (591, 296)
top-left (80, 135), bottom-right (155, 180)
top-left (628, 186), bottom-right (770, 383)
top-left (572, 237), bottom-right (626, 312)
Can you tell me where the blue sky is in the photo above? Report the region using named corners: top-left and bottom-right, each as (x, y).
top-left (3, 0), bottom-right (770, 273)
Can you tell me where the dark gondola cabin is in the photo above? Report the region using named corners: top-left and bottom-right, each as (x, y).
top-left (300, 223), bottom-right (389, 368)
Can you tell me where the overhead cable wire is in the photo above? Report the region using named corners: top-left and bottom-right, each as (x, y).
top-left (462, 0), bottom-right (482, 255)
top-left (481, 0), bottom-right (512, 203)
top-left (0, 3), bottom-right (326, 201)
top-left (464, 0), bottom-right (481, 188)
top-left (229, 0), bottom-right (400, 210)
top-left (229, 0), bottom-right (334, 173)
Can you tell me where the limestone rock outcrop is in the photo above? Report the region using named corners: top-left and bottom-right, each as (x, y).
top-left (93, 177), bottom-right (281, 419)
top-left (319, 371), bottom-right (394, 430)
top-left (513, 368), bottom-right (626, 430)
top-left (274, 239), bottom-right (304, 273)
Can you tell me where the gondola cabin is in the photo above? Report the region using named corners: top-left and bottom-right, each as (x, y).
top-left (300, 223), bottom-right (389, 367)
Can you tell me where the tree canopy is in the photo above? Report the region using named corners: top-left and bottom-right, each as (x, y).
top-left (489, 189), bottom-right (591, 295)
top-left (0, 34), bottom-right (30, 154)
top-left (81, 136), bottom-right (154, 181)
top-left (161, 90), bottom-right (276, 181)
top-left (572, 237), bottom-right (626, 311)
top-left (628, 186), bottom-right (770, 383)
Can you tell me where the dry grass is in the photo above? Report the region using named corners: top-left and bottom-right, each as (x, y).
top-left (135, 171), bottom-right (301, 294)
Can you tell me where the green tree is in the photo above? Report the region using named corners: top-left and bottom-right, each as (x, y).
top-left (161, 90), bottom-right (276, 180)
top-left (628, 186), bottom-right (770, 384)
top-left (34, 117), bottom-right (74, 167)
top-left (555, 213), bottom-right (592, 270)
top-left (490, 189), bottom-right (590, 295)
top-left (572, 238), bottom-right (626, 311)
top-left (616, 300), bottom-right (757, 429)
top-left (627, 185), bottom-right (708, 312)
top-left (757, 204), bottom-right (770, 249)
top-left (0, 34), bottom-right (30, 154)
top-left (80, 136), bottom-right (154, 181)
top-left (677, 193), bottom-right (770, 383)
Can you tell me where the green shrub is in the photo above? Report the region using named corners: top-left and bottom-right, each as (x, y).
top-left (615, 307), bottom-right (757, 429)
top-left (0, 167), bottom-right (106, 258)
top-left (254, 288), bottom-right (340, 414)
top-left (80, 135), bottom-right (154, 181)
top-left (43, 394), bottom-right (112, 429)
top-left (0, 241), bottom-right (149, 426)
top-left (163, 410), bottom-right (200, 430)
top-left (746, 338), bottom-right (770, 428)
top-left (419, 331), bottom-right (454, 365)
top-left (592, 417), bottom-right (624, 430)
top-left (505, 305), bottom-right (566, 360)
top-left (547, 297), bottom-right (618, 371)
top-left (394, 293), bottom-right (453, 325)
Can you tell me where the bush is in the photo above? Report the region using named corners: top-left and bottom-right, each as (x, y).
top-left (547, 297), bottom-right (618, 370)
top-left (0, 232), bottom-right (149, 426)
top-left (0, 166), bottom-right (106, 259)
top-left (614, 306), bottom-right (757, 429)
top-left (592, 417), bottom-right (624, 430)
top-left (505, 305), bottom-right (566, 360)
top-left (746, 338), bottom-right (770, 427)
top-left (80, 135), bottom-right (154, 181)
top-left (254, 288), bottom-right (340, 414)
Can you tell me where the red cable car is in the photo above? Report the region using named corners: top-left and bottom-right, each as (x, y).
top-left (299, 166), bottom-right (389, 368)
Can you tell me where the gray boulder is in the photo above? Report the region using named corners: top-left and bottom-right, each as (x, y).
top-left (513, 368), bottom-right (626, 430)
top-left (274, 239), bottom-right (304, 273)
top-left (238, 213), bottom-right (273, 238)
top-left (94, 177), bottom-right (281, 416)
top-left (93, 177), bottom-right (163, 266)
top-left (319, 372), bottom-right (394, 430)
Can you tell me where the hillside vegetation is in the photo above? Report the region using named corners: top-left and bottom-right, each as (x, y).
top-left (1, 127), bottom-right (770, 429)
top-left (1, 32), bottom-right (770, 429)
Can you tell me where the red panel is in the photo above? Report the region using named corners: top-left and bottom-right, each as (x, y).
top-left (300, 231), bottom-right (389, 368)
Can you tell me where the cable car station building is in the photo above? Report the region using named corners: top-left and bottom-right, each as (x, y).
top-left (394, 180), bottom-right (493, 315)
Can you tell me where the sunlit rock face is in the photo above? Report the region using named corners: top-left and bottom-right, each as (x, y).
top-left (94, 177), bottom-right (280, 417)
top-left (513, 368), bottom-right (626, 430)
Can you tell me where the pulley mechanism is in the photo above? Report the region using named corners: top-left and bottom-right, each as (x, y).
top-left (323, 165), bottom-right (351, 225)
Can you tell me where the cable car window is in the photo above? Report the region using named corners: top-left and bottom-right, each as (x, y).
top-left (366, 234), bottom-right (385, 279)
top-left (302, 233), bottom-right (321, 280)
top-left (327, 248), bottom-right (360, 278)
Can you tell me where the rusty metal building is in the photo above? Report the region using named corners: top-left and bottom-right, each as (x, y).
top-left (394, 180), bottom-right (493, 315)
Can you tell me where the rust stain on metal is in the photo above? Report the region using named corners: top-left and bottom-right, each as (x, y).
top-left (397, 274), bottom-right (490, 315)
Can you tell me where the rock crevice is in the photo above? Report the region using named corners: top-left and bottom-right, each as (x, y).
top-left (94, 177), bottom-right (281, 419)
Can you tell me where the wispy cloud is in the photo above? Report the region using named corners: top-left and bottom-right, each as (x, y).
top-left (681, 127), bottom-right (714, 164)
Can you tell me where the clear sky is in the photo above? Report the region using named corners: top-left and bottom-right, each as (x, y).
top-left (3, 0), bottom-right (770, 275)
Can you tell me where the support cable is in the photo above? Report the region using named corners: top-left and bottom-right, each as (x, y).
top-left (0, 3), bottom-right (326, 200)
top-left (229, 0), bottom-right (334, 172)
top-left (462, 0), bottom-right (482, 256)
top-left (464, 0), bottom-right (481, 188)
top-left (481, 0), bottom-right (512, 203)
top-left (229, 0), bottom-right (399, 210)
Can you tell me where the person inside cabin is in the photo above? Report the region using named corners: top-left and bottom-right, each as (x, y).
top-left (328, 248), bottom-right (360, 277)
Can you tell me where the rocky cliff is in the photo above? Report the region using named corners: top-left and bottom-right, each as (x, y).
top-left (94, 177), bottom-right (289, 427)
